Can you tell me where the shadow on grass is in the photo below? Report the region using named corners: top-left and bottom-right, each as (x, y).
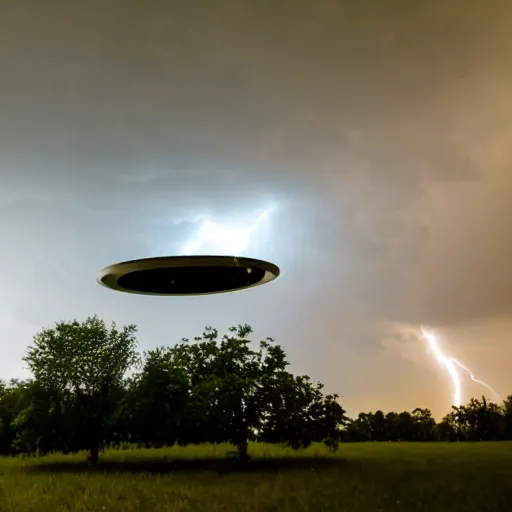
top-left (26, 456), bottom-right (354, 475)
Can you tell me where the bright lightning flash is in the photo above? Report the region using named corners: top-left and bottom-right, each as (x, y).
top-left (420, 327), bottom-right (501, 407)
top-left (181, 208), bottom-right (273, 256)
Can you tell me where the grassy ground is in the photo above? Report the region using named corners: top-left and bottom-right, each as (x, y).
top-left (0, 442), bottom-right (511, 511)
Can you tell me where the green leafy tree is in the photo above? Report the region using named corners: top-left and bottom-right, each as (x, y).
top-left (141, 325), bottom-right (347, 459)
top-left (460, 397), bottom-right (504, 440)
top-left (438, 407), bottom-right (465, 441)
top-left (0, 379), bottom-right (34, 454)
top-left (130, 347), bottom-right (190, 447)
top-left (411, 408), bottom-right (437, 441)
top-left (170, 325), bottom-right (271, 458)
top-left (502, 394), bottom-right (512, 439)
top-left (342, 412), bottom-right (372, 441)
top-left (23, 316), bottom-right (139, 464)
top-left (384, 412), bottom-right (401, 441)
top-left (367, 411), bottom-right (388, 441)
top-left (397, 411), bottom-right (417, 441)
top-left (10, 380), bottom-right (72, 456)
top-left (314, 392), bottom-right (347, 451)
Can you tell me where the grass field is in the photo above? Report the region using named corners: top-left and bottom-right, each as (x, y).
top-left (0, 442), bottom-right (511, 511)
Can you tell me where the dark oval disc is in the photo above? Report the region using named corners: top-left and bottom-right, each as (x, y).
top-left (97, 255), bottom-right (280, 296)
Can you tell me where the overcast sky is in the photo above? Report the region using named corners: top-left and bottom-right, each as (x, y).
top-left (1, 1), bottom-right (511, 418)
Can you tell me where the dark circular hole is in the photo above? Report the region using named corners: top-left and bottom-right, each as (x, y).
top-left (116, 265), bottom-right (266, 294)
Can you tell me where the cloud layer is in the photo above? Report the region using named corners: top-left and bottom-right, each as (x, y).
top-left (1, 1), bottom-right (511, 415)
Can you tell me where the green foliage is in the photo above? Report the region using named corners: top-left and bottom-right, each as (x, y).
top-left (1, 315), bottom-right (512, 466)
top-left (21, 316), bottom-right (139, 463)
top-left (438, 397), bottom-right (506, 441)
top-left (0, 319), bottom-right (348, 462)
top-left (130, 324), bottom-right (347, 459)
top-left (24, 315), bottom-right (139, 393)
top-left (342, 397), bottom-right (512, 443)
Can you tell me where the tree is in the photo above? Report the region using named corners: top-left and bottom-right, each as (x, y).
top-left (138, 325), bottom-right (347, 459)
top-left (365, 411), bottom-right (388, 441)
top-left (0, 379), bottom-right (34, 455)
top-left (314, 392), bottom-right (347, 451)
top-left (411, 408), bottom-right (437, 441)
top-left (502, 394), bottom-right (512, 439)
top-left (8, 315), bottom-right (512, 455)
top-left (130, 347), bottom-right (190, 448)
top-left (397, 411), bottom-right (417, 441)
top-left (170, 324), bottom-right (277, 458)
top-left (23, 316), bottom-right (139, 464)
top-left (437, 413), bottom-right (458, 441)
top-left (9, 380), bottom-right (71, 456)
top-left (460, 397), bottom-right (504, 441)
top-left (341, 408), bottom-right (440, 442)
top-left (342, 413), bottom-right (372, 442)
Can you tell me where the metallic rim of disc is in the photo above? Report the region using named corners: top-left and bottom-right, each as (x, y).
top-left (97, 255), bottom-right (280, 296)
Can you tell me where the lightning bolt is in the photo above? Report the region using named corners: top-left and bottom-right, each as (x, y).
top-left (421, 326), bottom-right (501, 407)
top-left (181, 207), bottom-right (273, 256)
top-left (450, 359), bottom-right (501, 403)
top-left (421, 327), bottom-right (462, 407)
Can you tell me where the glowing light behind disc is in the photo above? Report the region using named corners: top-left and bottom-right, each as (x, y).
top-left (181, 208), bottom-right (274, 256)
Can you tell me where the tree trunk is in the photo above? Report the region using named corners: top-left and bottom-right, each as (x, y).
top-left (89, 442), bottom-right (99, 465)
top-left (237, 440), bottom-right (250, 461)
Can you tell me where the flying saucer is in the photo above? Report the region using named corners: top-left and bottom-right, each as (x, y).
top-left (97, 255), bottom-right (280, 296)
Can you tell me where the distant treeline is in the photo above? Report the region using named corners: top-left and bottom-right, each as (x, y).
top-left (343, 399), bottom-right (512, 442)
top-left (0, 317), bottom-right (510, 464)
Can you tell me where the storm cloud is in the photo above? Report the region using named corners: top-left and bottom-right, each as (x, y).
top-left (1, 0), bottom-right (511, 417)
